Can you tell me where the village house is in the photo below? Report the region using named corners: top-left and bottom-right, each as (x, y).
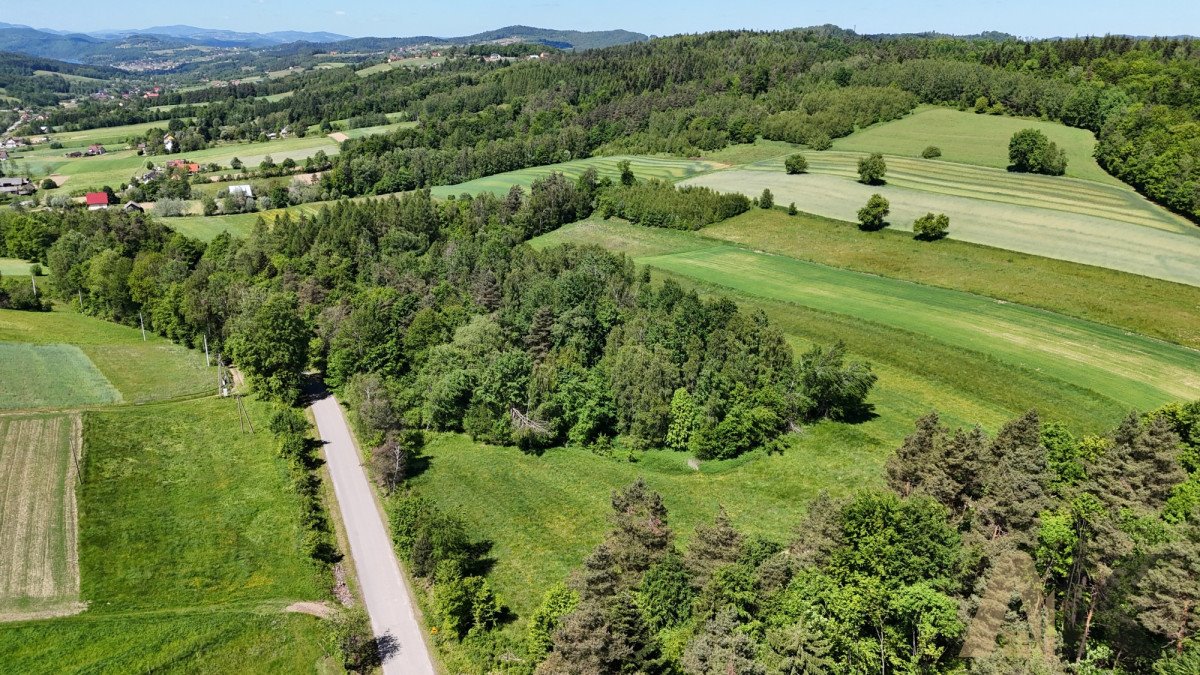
top-left (85, 192), bottom-right (110, 210)
top-left (227, 184), bottom-right (254, 199)
top-left (163, 134), bottom-right (176, 153)
top-left (123, 202), bottom-right (145, 213)
top-left (0, 176), bottom-right (36, 196)
top-left (86, 144), bottom-right (106, 156)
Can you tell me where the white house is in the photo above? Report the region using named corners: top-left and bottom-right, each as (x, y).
top-left (228, 184), bottom-right (254, 199)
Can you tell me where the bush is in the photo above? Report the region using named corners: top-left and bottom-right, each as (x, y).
top-left (922, 145), bottom-right (942, 159)
top-left (787, 202), bottom-right (798, 216)
top-left (913, 212), bottom-right (950, 240)
top-left (153, 198), bottom-right (188, 217)
top-left (39, 178), bottom-right (57, 190)
top-left (857, 193), bottom-right (890, 231)
top-left (1008, 129), bottom-right (1067, 176)
top-left (857, 152), bottom-right (887, 184)
top-left (760, 188), bottom-right (774, 209)
top-left (784, 154), bottom-right (809, 174)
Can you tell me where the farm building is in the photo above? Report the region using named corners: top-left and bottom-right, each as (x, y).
top-left (228, 184), bottom-right (254, 198)
top-left (123, 202), bottom-right (145, 213)
top-left (85, 192), bottom-right (110, 210)
top-left (86, 144), bottom-right (106, 156)
top-left (0, 176), bottom-right (36, 196)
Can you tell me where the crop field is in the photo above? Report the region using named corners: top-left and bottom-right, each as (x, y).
top-left (0, 398), bottom-right (333, 671)
top-left (704, 209), bottom-right (1200, 349)
top-left (0, 413), bottom-right (84, 620)
top-left (0, 309), bottom-right (211, 405)
top-left (832, 106), bottom-right (1117, 184)
top-left (431, 155), bottom-right (723, 198)
top-left (683, 168), bottom-right (1200, 286)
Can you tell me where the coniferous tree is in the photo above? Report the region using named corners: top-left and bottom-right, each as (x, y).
top-left (685, 506), bottom-right (745, 588)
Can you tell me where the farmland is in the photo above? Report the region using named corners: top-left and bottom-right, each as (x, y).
top-left (0, 413), bottom-right (83, 620)
top-left (430, 154), bottom-right (722, 198)
top-left (832, 106), bottom-right (1117, 184)
top-left (683, 163), bottom-right (1200, 286)
top-left (0, 308), bottom-right (211, 405)
top-left (0, 398), bottom-right (335, 673)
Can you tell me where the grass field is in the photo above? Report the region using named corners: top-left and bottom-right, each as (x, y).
top-left (0, 398), bottom-right (335, 672)
top-left (704, 209), bottom-right (1200, 349)
top-left (683, 167), bottom-right (1200, 286)
top-left (0, 258), bottom-right (38, 277)
top-left (0, 413), bottom-right (83, 619)
top-left (0, 308), bottom-right (211, 405)
top-left (356, 57), bottom-right (446, 77)
top-left (430, 155), bottom-right (723, 198)
top-left (832, 106), bottom-right (1117, 184)
top-left (0, 344), bottom-right (119, 410)
top-left (168, 203), bottom-right (325, 241)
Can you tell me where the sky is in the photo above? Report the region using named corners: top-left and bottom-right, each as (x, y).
top-left (12, 0), bottom-right (1200, 39)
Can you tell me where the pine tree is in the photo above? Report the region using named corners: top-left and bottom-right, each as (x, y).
top-left (607, 479), bottom-right (673, 584)
top-left (685, 506), bottom-right (744, 588)
top-left (525, 305), bottom-right (555, 361)
top-left (1131, 524), bottom-right (1200, 655)
top-left (682, 607), bottom-right (767, 675)
top-left (768, 620), bottom-right (833, 674)
top-left (977, 410), bottom-right (1053, 544)
top-left (639, 551), bottom-right (693, 631)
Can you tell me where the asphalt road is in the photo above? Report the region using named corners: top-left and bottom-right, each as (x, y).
top-left (311, 390), bottom-right (437, 675)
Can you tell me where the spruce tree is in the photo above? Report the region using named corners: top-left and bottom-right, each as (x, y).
top-left (685, 506), bottom-right (744, 588)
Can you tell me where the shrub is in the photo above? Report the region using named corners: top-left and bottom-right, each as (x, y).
top-left (784, 154), bottom-right (809, 174)
top-left (857, 194), bottom-right (890, 231)
top-left (857, 152), bottom-right (887, 184)
top-left (40, 178), bottom-right (57, 190)
top-left (760, 188), bottom-right (774, 209)
top-left (787, 202), bottom-right (798, 216)
top-left (913, 212), bottom-right (950, 240)
top-left (922, 145), bottom-right (942, 159)
top-left (1008, 129), bottom-right (1067, 176)
top-left (153, 198), bottom-right (188, 217)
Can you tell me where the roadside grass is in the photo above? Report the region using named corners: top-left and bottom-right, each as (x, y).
top-left (831, 105), bottom-right (1116, 184)
top-left (0, 413), bottom-right (83, 618)
top-left (0, 610), bottom-right (336, 674)
top-left (78, 398), bottom-right (322, 611)
top-left (0, 308), bottom-right (211, 404)
top-left (682, 169), bottom-right (1200, 287)
top-left (536, 219), bottom-right (1200, 415)
top-left (0, 344), bottom-right (119, 409)
top-left (703, 208), bottom-right (1200, 349)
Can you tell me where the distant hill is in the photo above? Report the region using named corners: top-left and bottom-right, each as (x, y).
top-left (88, 25), bottom-right (349, 47)
top-left (327, 25), bottom-right (649, 52)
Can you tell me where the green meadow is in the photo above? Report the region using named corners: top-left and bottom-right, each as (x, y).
top-left (832, 106), bottom-right (1116, 184)
top-left (0, 308), bottom-right (211, 405)
top-left (430, 155), bottom-right (722, 198)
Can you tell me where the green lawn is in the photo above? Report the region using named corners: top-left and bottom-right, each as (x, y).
top-left (0, 344), bottom-right (119, 409)
top-left (703, 208), bottom-right (1200, 350)
top-left (0, 397), bottom-right (335, 673)
top-left (0, 258), bottom-right (38, 277)
top-left (0, 308), bottom-right (212, 404)
top-left (682, 165), bottom-right (1200, 286)
top-left (832, 105), bottom-right (1117, 184)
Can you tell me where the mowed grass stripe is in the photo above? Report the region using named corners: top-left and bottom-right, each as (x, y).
top-left (640, 245), bottom-right (1198, 408)
top-left (430, 155), bottom-right (722, 198)
top-left (0, 344), bottom-right (120, 410)
top-left (0, 414), bottom-right (82, 617)
top-left (682, 170), bottom-right (1200, 287)
top-left (772, 151), bottom-right (1190, 233)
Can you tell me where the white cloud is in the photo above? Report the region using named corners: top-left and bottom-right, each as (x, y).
top-left (334, 10), bottom-right (346, 15)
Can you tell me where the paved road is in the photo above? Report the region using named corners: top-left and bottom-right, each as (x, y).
top-left (311, 391), bottom-right (437, 675)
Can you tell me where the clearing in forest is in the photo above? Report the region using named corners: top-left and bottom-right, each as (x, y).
top-left (430, 155), bottom-right (723, 198)
top-left (0, 413), bottom-right (84, 621)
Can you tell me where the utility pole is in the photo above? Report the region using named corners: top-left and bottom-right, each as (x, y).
top-left (77, 289), bottom-right (83, 310)
top-left (203, 333), bottom-right (211, 367)
top-left (30, 275), bottom-right (37, 297)
top-left (138, 312), bottom-right (146, 341)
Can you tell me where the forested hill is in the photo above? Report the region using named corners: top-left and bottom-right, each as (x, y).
top-left (322, 25), bottom-right (648, 52)
top-left (0, 52), bottom-right (123, 106)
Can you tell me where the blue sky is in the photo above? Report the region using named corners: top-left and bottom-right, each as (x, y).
top-left (16, 0), bottom-right (1200, 39)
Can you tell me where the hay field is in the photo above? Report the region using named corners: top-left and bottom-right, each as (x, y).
top-left (0, 413), bottom-right (84, 620)
top-left (682, 168), bottom-right (1200, 286)
top-left (0, 344), bottom-right (120, 410)
top-left (431, 155), bottom-right (722, 198)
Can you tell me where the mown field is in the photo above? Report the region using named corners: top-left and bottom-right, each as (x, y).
top-left (430, 155), bottom-right (722, 198)
top-left (356, 57), bottom-right (446, 77)
top-left (704, 208), bottom-right (1200, 349)
top-left (0, 258), bottom-right (37, 277)
top-left (832, 106), bottom-right (1117, 184)
top-left (0, 398), bottom-right (336, 673)
top-left (683, 166), bottom-right (1200, 286)
top-left (0, 308), bottom-right (211, 405)
top-left (0, 413), bottom-right (83, 620)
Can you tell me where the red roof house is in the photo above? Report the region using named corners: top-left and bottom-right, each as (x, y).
top-left (85, 192), bottom-right (110, 209)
